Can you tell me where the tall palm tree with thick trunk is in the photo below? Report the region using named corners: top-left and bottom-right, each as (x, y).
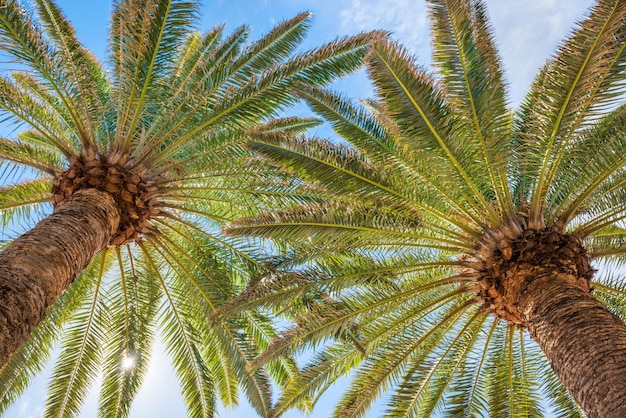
top-left (0, 0), bottom-right (373, 416)
top-left (225, 0), bottom-right (626, 416)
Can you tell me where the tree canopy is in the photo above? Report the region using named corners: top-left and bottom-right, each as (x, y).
top-left (224, 0), bottom-right (626, 416)
top-left (0, 0), bottom-right (373, 416)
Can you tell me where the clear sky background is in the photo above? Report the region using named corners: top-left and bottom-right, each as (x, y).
top-left (5, 0), bottom-right (596, 417)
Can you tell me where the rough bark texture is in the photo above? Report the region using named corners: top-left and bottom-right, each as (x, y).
top-left (0, 188), bottom-right (119, 369)
top-left (475, 227), bottom-right (593, 325)
top-left (521, 275), bottom-right (626, 418)
top-left (52, 155), bottom-right (161, 246)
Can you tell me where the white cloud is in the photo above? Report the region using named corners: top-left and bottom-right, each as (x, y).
top-left (15, 395), bottom-right (44, 418)
top-left (17, 399), bottom-right (32, 418)
top-left (340, 0), bottom-right (430, 57)
top-left (487, 0), bottom-right (594, 104)
top-left (338, 0), bottom-right (595, 105)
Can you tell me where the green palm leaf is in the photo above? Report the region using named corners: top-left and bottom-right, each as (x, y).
top-left (97, 247), bottom-right (161, 418)
top-left (0, 0), bottom-right (375, 416)
top-left (226, 0), bottom-right (626, 416)
top-left (44, 251), bottom-right (110, 418)
top-left (0, 253), bottom-right (110, 414)
top-left (428, 0), bottom-right (511, 210)
top-left (0, 179), bottom-right (52, 227)
top-left (141, 242), bottom-right (216, 418)
top-left (33, 0), bottom-right (109, 145)
top-left (515, 0), bottom-right (626, 224)
top-left (367, 37), bottom-right (496, 224)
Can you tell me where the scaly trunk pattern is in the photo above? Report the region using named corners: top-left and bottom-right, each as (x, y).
top-left (0, 188), bottom-right (119, 368)
top-left (520, 275), bottom-right (626, 418)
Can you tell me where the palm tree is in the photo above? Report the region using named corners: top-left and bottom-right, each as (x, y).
top-left (0, 0), bottom-right (373, 416)
top-left (225, 0), bottom-right (626, 416)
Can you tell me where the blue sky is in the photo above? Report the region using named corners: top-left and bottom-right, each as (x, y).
top-left (5, 0), bottom-right (595, 417)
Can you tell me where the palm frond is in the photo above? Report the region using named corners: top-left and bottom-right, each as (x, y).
top-left (134, 24), bottom-right (248, 159)
top-left (0, 75), bottom-right (77, 155)
top-left (246, 131), bottom-right (478, 237)
top-left (293, 84), bottom-right (487, 227)
top-left (110, 0), bottom-right (199, 152)
top-left (515, 0), bottom-right (626, 223)
top-left (243, 310), bottom-right (300, 391)
top-left (227, 200), bottom-right (471, 252)
top-left (97, 247), bottom-right (161, 418)
top-left (44, 251), bottom-right (110, 418)
top-left (146, 236), bottom-right (275, 417)
top-left (33, 0), bottom-right (109, 147)
top-left (149, 32), bottom-right (376, 168)
top-left (335, 299), bottom-right (474, 418)
top-left (0, 136), bottom-right (64, 175)
top-left (215, 252), bottom-right (469, 322)
top-left (0, 178), bottom-right (52, 228)
top-left (0, 254), bottom-right (109, 415)
top-left (253, 279), bottom-right (469, 374)
top-left (469, 324), bottom-right (544, 418)
top-left (444, 316), bottom-right (498, 417)
top-left (428, 0), bottom-right (512, 211)
top-left (141, 242), bottom-right (216, 418)
top-left (273, 343), bottom-right (360, 416)
top-left (571, 174), bottom-right (626, 236)
top-left (385, 310), bottom-right (487, 418)
top-left (228, 12), bottom-right (312, 83)
top-left (550, 104), bottom-right (626, 224)
top-left (0, 0), bottom-right (88, 147)
top-left (253, 116), bottom-right (323, 135)
top-left (367, 37), bottom-right (497, 224)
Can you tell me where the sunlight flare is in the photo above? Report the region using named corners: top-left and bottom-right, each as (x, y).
top-left (121, 354), bottom-right (136, 372)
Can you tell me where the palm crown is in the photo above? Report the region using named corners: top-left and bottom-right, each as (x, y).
top-left (226, 0), bottom-right (626, 416)
top-left (0, 0), bottom-right (373, 416)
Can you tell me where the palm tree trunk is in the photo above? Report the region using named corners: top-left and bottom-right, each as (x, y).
top-left (520, 275), bottom-right (626, 418)
top-left (0, 188), bottom-right (119, 369)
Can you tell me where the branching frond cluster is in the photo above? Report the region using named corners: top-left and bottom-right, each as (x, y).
top-left (0, 0), bottom-right (374, 416)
